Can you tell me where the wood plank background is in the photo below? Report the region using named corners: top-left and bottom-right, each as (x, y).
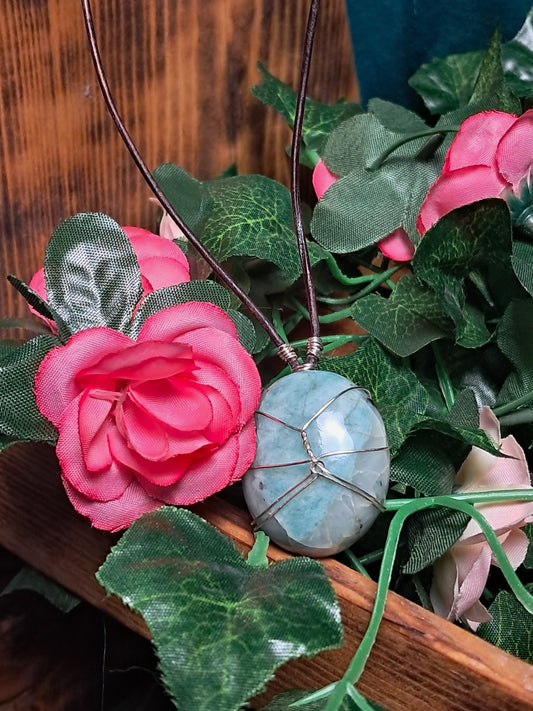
top-left (0, 0), bottom-right (357, 319)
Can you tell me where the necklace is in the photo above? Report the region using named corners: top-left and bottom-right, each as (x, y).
top-left (81, 0), bottom-right (390, 556)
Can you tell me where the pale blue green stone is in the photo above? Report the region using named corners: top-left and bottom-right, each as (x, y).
top-left (242, 371), bottom-right (390, 557)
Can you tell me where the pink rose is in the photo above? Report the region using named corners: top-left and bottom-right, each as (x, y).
top-left (430, 407), bottom-right (533, 630)
top-left (312, 159), bottom-right (415, 262)
top-left (418, 109), bottom-right (533, 234)
top-left (35, 302), bottom-right (261, 531)
top-left (28, 226), bottom-right (190, 330)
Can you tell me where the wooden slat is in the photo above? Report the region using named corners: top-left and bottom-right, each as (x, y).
top-left (0, 0), bottom-right (357, 320)
top-left (1, 442), bottom-right (532, 711)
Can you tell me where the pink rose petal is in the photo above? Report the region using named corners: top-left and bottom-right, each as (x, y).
top-left (496, 109), bottom-right (533, 190)
top-left (376, 227), bottom-right (415, 261)
top-left (312, 159), bottom-right (339, 199)
top-left (443, 111), bottom-right (517, 173)
top-left (417, 165), bottom-right (507, 235)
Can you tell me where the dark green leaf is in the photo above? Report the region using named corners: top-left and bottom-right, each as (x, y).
top-left (44, 213), bottom-right (143, 338)
top-left (367, 98), bottom-right (429, 134)
top-left (403, 508), bottom-right (470, 574)
top-left (469, 28), bottom-right (521, 114)
top-left (319, 338), bottom-right (429, 455)
top-left (497, 299), bottom-right (533, 404)
top-left (6, 275), bottom-right (55, 322)
top-left (413, 200), bottom-right (512, 346)
top-left (251, 62), bottom-right (362, 151)
top-left (409, 49), bottom-right (484, 115)
top-left (477, 586), bottom-right (533, 662)
top-left (0, 335), bottom-right (59, 443)
top-left (502, 7), bottom-right (533, 97)
top-left (391, 431), bottom-right (456, 496)
top-left (227, 309), bottom-right (257, 353)
top-left (130, 280), bottom-right (232, 335)
top-left (154, 163), bottom-right (211, 232)
top-left (351, 276), bottom-right (453, 357)
top-left (97, 507), bottom-right (342, 711)
top-left (2, 565), bottom-right (80, 613)
top-left (203, 175), bottom-right (323, 280)
top-left (512, 240), bottom-right (533, 296)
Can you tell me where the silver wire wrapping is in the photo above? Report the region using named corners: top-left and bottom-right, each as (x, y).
top-left (276, 342), bottom-right (300, 369)
top-left (248, 385), bottom-right (389, 530)
top-left (298, 336), bottom-right (323, 370)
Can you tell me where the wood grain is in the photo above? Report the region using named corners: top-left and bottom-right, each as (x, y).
top-left (0, 0), bottom-right (357, 320)
top-left (1, 442), bottom-right (532, 711)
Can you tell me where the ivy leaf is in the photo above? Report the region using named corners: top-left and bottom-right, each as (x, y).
top-left (130, 280), bottom-right (231, 334)
top-left (0, 335), bottom-right (59, 443)
top-left (391, 430), bottom-right (456, 496)
top-left (402, 508), bottom-right (470, 574)
top-left (351, 275), bottom-right (453, 357)
top-left (367, 98), bottom-right (428, 134)
top-left (154, 163), bottom-right (212, 233)
top-left (496, 299), bottom-right (533, 405)
top-left (413, 200), bottom-right (512, 347)
top-left (319, 338), bottom-right (429, 455)
top-left (511, 240), bottom-right (533, 296)
top-left (97, 507), bottom-right (342, 711)
top-left (408, 49), bottom-right (484, 115)
top-left (469, 28), bottom-right (521, 115)
top-left (502, 7), bottom-right (533, 97)
top-left (251, 62), bottom-right (362, 151)
top-left (2, 565), bottom-right (80, 613)
top-left (44, 213), bottom-right (143, 339)
top-left (155, 165), bottom-right (322, 282)
top-left (477, 586), bottom-right (533, 662)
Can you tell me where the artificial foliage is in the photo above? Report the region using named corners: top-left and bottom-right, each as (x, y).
top-left (5, 4), bottom-right (533, 711)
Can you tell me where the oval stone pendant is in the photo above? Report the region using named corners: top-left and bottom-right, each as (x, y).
top-left (242, 370), bottom-right (390, 557)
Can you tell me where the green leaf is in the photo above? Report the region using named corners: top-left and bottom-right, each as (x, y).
top-left (97, 507), bottom-right (342, 711)
top-left (154, 163), bottom-right (212, 233)
top-left (313, 113), bottom-right (441, 252)
top-left (402, 508), bottom-right (470, 574)
top-left (202, 174), bottom-right (323, 279)
top-left (319, 338), bottom-right (429, 455)
top-left (497, 299), bottom-right (533, 404)
top-left (6, 275), bottom-right (55, 322)
top-left (251, 62), bottom-right (362, 151)
top-left (469, 28), bottom-right (521, 114)
top-left (44, 213), bottom-right (143, 338)
top-left (351, 275), bottom-right (453, 357)
top-left (512, 240), bottom-right (533, 296)
top-left (502, 7), bottom-right (533, 97)
top-left (391, 431), bottom-right (456, 496)
top-left (2, 565), bottom-right (80, 613)
top-left (0, 335), bottom-right (59, 443)
top-left (477, 586), bottom-right (533, 662)
top-left (367, 98), bottom-right (429, 134)
top-left (156, 165), bottom-right (322, 282)
top-left (226, 309), bottom-right (257, 353)
top-left (413, 200), bottom-right (512, 347)
top-left (130, 280), bottom-right (231, 334)
top-left (524, 523), bottom-right (533, 569)
top-left (408, 49), bottom-right (484, 115)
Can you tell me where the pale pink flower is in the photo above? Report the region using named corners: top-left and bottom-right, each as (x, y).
top-left (430, 407), bottom-right (533, 629)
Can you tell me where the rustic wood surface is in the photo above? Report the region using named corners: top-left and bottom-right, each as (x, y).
top-left (0, 0), bottom-right (356, 320)
top-left (1, 442), bottom-right (533, 711)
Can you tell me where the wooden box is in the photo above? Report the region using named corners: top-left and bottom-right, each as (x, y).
top-left (1, 2), bottom-right (533, 709)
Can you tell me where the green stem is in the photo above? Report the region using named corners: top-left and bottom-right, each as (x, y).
top-left (499, 408), bottom-right (533, 427)
top-left (321, 494), bottom-right (533, 711)
top-left (344, 550), bottom-right (371, 579)
top-left (384, 488), bottom-right (533, 511)
top-left (357, 547), bottom-right (385, 565)
top-left (493, 390), bottom-right (533, 417)
top-left (272, 307), bottom-right (289, 343)
top-left (323, 252), bottom-right (391, 287)
top-left (369, 126), bottom-right (459, 170)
